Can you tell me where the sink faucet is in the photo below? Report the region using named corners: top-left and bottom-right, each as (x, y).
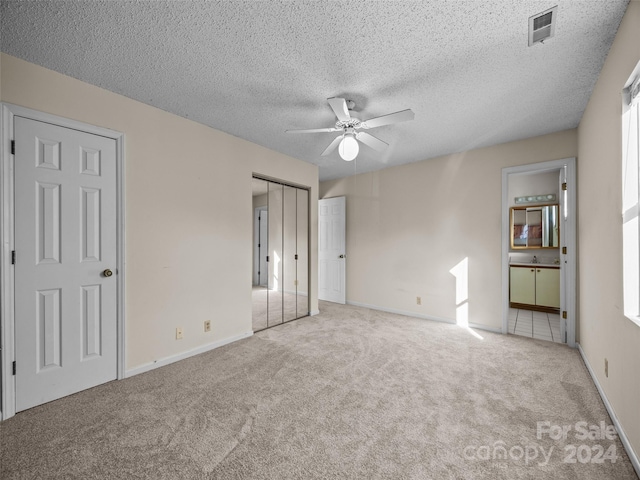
top-left (532, 256), bottom-right (537, 264)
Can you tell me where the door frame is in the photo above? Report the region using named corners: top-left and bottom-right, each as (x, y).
top-left (0, 103), bottom-right (126, 420)
top-left (501, 157), bottom-right (576, 347)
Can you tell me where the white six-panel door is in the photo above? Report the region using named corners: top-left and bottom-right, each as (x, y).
top-left (318, 196), bottom-right (346, 304)
top-left (14, 116), bottom-right (118, 412)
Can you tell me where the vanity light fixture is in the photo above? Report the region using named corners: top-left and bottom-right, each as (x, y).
top-left (514, 193), bottom-right (556, 205)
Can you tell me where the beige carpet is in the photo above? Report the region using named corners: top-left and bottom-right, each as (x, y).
top-left (1, 301), bottom-right (637, 479)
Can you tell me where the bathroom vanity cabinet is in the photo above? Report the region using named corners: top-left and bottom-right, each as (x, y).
top-left (509, 265), bottom-right (560, 311)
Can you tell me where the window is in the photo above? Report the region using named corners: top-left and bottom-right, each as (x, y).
top-left (622, 62), bottom-right (640, 326)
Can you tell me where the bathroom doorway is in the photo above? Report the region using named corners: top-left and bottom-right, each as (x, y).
top-left (501, 158), bottom-right (576, 346)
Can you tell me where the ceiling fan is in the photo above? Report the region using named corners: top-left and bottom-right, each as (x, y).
top-left (286, 97), bottom-right (415, 161)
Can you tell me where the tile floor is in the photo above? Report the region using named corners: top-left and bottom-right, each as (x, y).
top-left (508, 308), bottom-right (564, 343)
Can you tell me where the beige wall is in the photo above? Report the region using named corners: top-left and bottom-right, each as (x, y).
top-left (320, 129), bottom-right (577, 329)
top-left (577, 0), bottom-right (640, 459)
top-left (507, 170), bottom-right (559, 208)
top-left (0, 53), bottom-right (318, 370)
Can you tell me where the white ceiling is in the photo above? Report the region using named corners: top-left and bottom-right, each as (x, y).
top-left (0, 0), bottom-right (630, 181)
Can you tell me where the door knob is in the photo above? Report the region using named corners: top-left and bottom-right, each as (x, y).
top-left (103, 269), bottom-right (113, 277)
top-left (339, 254), bottom-right (345, 259)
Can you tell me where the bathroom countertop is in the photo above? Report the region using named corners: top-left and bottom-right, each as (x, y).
top-left (509, 262), bottom-right (560, 268)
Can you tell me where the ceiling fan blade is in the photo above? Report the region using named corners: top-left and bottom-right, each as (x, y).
top-left (321, 135), bottom-right (343, 156)
top-left (361, 109), bottom-right (415, 129)
top-left (286, 127), bottom-right (341, 134)
top-left (327, 97), bottom-right (351, 122)
top-left (356, 131), bottom-right (388, 152)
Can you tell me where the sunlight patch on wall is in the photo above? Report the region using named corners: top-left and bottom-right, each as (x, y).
top-left (449, 257), bottom-right (483, 339)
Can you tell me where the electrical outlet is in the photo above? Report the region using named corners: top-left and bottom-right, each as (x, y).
top-left (176, 327), bottom-right (183, 340)
top-left (416, 296), bottom-right (422, 306)
top-left (204, 320), bottom-right (211, 332)
top-left (604, 358), bottom-right (608, 378)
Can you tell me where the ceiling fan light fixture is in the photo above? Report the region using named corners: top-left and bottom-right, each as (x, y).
top-left (286, 97), bottom-right (415, 161)
top-left (339, 132), bottom-right (359, 161)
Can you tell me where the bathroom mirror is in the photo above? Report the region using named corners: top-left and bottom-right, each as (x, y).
top-left (510, 204), bottom-right (559, 249)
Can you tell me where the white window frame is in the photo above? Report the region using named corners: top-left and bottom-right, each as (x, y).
top-left (622, 61), bottom-right (640, 327)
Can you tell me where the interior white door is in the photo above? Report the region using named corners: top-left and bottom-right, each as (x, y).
top-left (318, 196), bottom-right (346, 304)
top-left (14, 116), bottom-right (118, 412)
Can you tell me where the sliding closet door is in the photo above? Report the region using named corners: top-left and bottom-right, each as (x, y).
top-left (296, 188), bottom-right (309, 317)
top-left (267, 182), bottom-right (284, 327)
top-left (252, 177), bottom-right (309, 331)
top-left (283, 186), bottom-right (298, 322)
top-left (252, 178), bottom-right (269, 331)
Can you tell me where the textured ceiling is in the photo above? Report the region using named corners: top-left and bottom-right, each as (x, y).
top-left (0, 0), bottom-right (630, 181)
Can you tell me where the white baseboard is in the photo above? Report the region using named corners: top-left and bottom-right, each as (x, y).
top-left (577, 343), bottom-right (640, 478)
top-left (346, 301), bottom-right (502, 334)
top-left (468, 322), bottom-right (502, 334)
top-left (125, 331), bottom-right (253, 378)
top-left (310, 309), bottom-right (320, 316)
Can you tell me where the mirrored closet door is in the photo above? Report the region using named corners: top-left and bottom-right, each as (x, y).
top-left (252, 177), bottom-right (309, 332)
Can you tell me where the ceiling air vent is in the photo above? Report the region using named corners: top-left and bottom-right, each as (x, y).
top-left (528, 6), bottom-right (558, 46)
